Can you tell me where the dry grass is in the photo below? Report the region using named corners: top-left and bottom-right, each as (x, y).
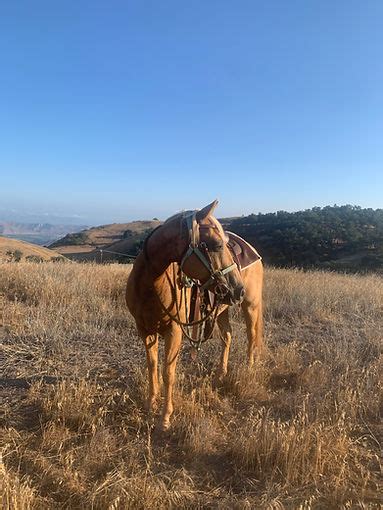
top-left (1, 262), bottom-right (382, 509)
top-left (0, 237), bottom-right (64, 262)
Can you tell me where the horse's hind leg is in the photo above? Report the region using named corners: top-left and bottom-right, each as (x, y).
top-left (215, 308), bottom-right (232, 383)
top-left (161, 326), bottom-right (182, 431)
top-left (242, 300), bottom-right (263, 366)
top-left (142, 333), bottom-right (159, 412)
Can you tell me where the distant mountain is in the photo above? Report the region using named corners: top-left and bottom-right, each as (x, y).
top-left (0, 207), bottom-right (88, 225)
top-left (0, 222), bottom-right (88, 246)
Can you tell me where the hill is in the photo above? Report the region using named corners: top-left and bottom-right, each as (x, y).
top-left (225, 205), bottom-right (383, 273)
top-left (49, 206), bottom-right (383, 272)
top-left (49, 220), bottom-right (161, 261)
top-left (1, 262), bottom-right (381, 507)
top-left (0, 236), bottom-right (65, 262)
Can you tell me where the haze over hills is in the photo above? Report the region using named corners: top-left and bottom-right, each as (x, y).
top-left (0, 222), bottom-right (88, 246)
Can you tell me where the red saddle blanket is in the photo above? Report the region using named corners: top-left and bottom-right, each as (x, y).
top-left (226, 231), bottom-right (262, 271)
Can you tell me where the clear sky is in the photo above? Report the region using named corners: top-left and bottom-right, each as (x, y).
top-left (0, 1), bottom-right (382, 224)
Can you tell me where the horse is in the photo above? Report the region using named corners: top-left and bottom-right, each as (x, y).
top-left (126, 200), bottom-right (263, 431)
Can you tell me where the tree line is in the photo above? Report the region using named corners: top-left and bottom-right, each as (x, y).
top-left (222, 205), bottom-right (383, 273)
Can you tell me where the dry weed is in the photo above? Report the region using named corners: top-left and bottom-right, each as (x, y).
top-left (0, 262), bottom-right (382, 508)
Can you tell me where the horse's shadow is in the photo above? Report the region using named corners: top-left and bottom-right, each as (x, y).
top-left (0, 375), bottom-right (63, 389)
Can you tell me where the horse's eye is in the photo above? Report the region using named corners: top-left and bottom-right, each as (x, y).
top-left (212, 243), bottom-right (223, 252)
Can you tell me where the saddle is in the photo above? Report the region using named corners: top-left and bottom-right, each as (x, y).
top-left (187, 231), bottom-right (261, 341)
top-left (187, 231), bottom-right (261, 323)
top-left (226, 231), bottom-right (262, 271)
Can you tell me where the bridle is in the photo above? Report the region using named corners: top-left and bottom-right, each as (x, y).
top-left (143, 210), bottom-right (239, 349)
top-left (179, 211), bottom-right (237, 294)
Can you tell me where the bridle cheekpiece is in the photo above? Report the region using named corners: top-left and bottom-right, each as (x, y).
top-left (179, 211), bottom-right (237, 292)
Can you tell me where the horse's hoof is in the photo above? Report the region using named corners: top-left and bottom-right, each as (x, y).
top-left (213, 372), bottom-right (227, 388)
top-left (145, 398), bottom-right (158, 414)
top-left (158, 418), bottom-right (171, 432)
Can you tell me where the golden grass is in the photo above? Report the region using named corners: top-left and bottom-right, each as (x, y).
top-left (1, 262), bottom-right (382, 508)
top-left (0, 236), bottom-right (65, 263)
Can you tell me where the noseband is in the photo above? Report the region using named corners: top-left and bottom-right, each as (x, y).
top-left (180, 211), bottom-right (237, 291)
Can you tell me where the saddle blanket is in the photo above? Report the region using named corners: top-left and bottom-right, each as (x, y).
top-left (226, 231), bottom-right (262, 271)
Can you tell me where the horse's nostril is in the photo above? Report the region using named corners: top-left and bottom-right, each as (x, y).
top-left (240, 287), bottom-right (245, 299)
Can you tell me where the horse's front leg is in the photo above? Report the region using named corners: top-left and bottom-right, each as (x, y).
top-left (161, 325), bottom-right (182, 431)
top-left (215, 308), bottom-right (232, 383)
top-left (142, 332), bottom-right (159, 412)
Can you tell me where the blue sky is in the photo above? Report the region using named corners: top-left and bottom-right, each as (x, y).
top-left (0, 1), bottom-right (382, 224)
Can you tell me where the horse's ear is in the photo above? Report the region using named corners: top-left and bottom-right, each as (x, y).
top-left (196, 200), bottom-right (219, 221)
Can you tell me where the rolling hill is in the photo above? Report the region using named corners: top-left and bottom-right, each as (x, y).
top-left (227, 205), bottom-right (383, 272)
top-left (0, 236), bottom-right (66, 262)
top-left (49, 220), bottom-right (161, 261)
top-left (48, 206), bottom-right (383, 272)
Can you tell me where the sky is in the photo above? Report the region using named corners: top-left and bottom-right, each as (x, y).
top-left (0, 1), bottom-right (382, 225)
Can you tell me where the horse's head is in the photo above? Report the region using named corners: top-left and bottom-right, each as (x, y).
top-left (180, 200), bottom-right (245, 305)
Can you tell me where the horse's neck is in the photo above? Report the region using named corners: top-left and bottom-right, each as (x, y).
top-left (145, 223), bottom-right (183, 279)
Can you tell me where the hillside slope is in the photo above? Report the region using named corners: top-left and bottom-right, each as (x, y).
top-left (227, 205), bottom-right (383, 272)
top-left (48, 205), bottom-right (383, 272)
top-left (49, 220), bottom-right (160, 261)
top-left (0, 236), bottom-right (65, 262)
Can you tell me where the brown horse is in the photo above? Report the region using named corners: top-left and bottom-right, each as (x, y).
top-left (126, 200), bottom-right (263, 430)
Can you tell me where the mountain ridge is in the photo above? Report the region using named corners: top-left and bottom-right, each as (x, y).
top-left (48, 205), bottom-right (383, 272)
top-left (49, 220), bottom-right (161, 262)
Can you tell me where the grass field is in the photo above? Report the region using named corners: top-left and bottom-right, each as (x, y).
top-left (1, 262), bottom-right (382, 508)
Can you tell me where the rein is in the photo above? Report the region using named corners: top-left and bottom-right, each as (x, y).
top-left (170, 264), bottom-right (221, 349)
top-left (143, 211), bottom-right (236, 350)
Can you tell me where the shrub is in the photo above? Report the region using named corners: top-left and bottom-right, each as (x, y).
top-left (26, 255), bottom-right (44, 263)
